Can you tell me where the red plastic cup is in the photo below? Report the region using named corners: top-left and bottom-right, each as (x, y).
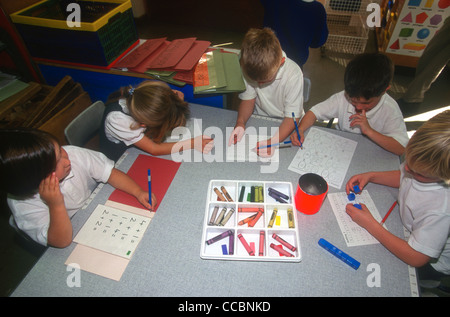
top-left (294, 173), bottom-right (328, 215)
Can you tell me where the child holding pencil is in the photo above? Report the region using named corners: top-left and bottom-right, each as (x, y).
top-left (345, 110), bottom-right (450, 289)
top-left (0, 128), bottom-right (157, 248)
top-left (228, 27), bottom-right (304, 156)
top-left (290, 53), bottom-right (408, 156)
top-left (100, 80), bottom-right (214, 161)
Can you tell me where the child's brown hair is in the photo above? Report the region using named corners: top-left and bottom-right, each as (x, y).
top-left (240, 28), bottom-right (283, 82)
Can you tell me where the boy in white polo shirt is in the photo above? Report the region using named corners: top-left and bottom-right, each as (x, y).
top-left (291, 53), bottom-right (408, 156)
top-left (228, 28), bottom-right (304, 155)
top-left (344, 110), bottom-right (450, 291)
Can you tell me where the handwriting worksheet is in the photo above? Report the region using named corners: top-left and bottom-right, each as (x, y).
top-left (327, 190), bottom-right (383, 247)
top-left (288, 127), bottom-right (357, 189)
top-left (74, 204), bottom-right (151, 259)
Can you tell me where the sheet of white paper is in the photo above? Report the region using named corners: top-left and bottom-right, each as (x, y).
top-left (73, 204), bottom-right (151, 259)
top-left (328, 190), bottom-right (383, 247)
top-left (288, 127), bottom-right (357, 189)
top-left (225, 131), bottom-right (279, 162)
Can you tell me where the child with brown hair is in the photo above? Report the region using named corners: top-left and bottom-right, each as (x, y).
top-left (228, 27), bottom-right (304, 156)
top-left (100, 80), bottom-right (214, 161)
top-left (345, 110), bottom-right (450, 288)
top-left (0, 128), bottom-right (157, 248)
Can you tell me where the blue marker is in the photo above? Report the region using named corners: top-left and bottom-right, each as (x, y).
top-left (292, 112), bottom-right (303, 149)
top-left (318, 238), bottom-right (360, 270)
top-left (257, 140), bottom-right (292, 149)
top-left (147, 169), bottom-right (152, 205)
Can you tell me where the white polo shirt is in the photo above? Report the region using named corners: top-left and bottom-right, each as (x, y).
top-left (310, 91), bottom-right (409, 146)
top-left (239, 52), bottom-right (304, 118)
top-left (8, 146), bottom-right (114, 246)
top-left (104, 98), bottom-right (146, 146)
top-left (398, 163), bottom-right (450, 274)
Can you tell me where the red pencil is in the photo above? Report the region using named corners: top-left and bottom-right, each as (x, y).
top-left (380, 201), bottom-right (398, 225)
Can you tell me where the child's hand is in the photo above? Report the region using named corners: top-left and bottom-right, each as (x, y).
top-left (255, 139), bottom-right (274, 158)
top-left (349, 110), bottom-right (373, 135)
top-left (289, 129), bottom-right (305, 147)
top-left (345, 173), bottom-right (371, 194)
top-left (39, 172), bottom-right (65, 208)
top-left (193, 135), bottom-right (214, 153)
top-left (228, 126), bottom-right (245, 146)
top-left (136, 190), bottom-right (157, 211)
top-left (345, 203), bottom-right (377, 230)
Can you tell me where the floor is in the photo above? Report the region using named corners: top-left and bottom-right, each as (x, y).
top-left (1, 20), bottom-right (449, 297)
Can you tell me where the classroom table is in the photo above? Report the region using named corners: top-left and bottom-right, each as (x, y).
top-left (12, 103), bottom-right (417, 298)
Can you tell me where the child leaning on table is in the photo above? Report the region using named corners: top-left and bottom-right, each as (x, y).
top-left (345, 110), bottom-right (450, 284)
top-left (100, 80), bottom-right (214, 161)
top-left (290, 52), bottom-right (408, 156)
top-left (0, 128), bottom-right (157, 248)
top-left (228, 27), bottom-right (304, 156)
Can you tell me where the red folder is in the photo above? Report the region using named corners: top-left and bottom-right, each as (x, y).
top-left (108, 154), bottom-right (181, 212)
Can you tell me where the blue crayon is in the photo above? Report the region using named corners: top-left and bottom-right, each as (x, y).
top-left (318, 238), bottom-right (360, 270)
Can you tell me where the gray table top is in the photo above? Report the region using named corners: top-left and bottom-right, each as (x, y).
top-left (12, 103), bottom-right (417, 297)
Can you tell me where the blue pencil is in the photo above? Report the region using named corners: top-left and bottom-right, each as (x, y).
top-left (291, 112), bottom-right (303, 149)
top-left (257, 140), bottom-right (292, 149)
top-left (147, 169), bottom-right (152, 205)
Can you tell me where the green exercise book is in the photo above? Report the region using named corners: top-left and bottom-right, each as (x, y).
top-left (193, 49), bottom-right (245, 94)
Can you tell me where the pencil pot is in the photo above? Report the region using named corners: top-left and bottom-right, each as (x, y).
top-left (294, 173), bottom-right (328, 215)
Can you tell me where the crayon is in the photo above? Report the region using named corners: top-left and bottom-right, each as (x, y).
top-left (214, 207), bottom-right (227, 225)
top-left (268, 191), bottom-right (288, 203)
top-left (248, 210), bottom-right (263, 227)
top-left (259, 231), bottom-right (265, 256)
top-left (270, 243), bottom-right (294, 257)
top-left (214, 187), bottom-right (226, 201)
top-left (208, 206), bottom-right (219, 225)
top-left (238, 207), bottom-right (263, 213)
top-left (268, 208), bottom-right (278, 228)
top-left (268, 187), bottom-right (290, 200)
top-left (220, 208), bottom-right (235, 226)
top-left (238, 214), bottom-right (257, 225)
top-left (272, 233), bottom-right (297, 252)
top-left (206, 230), bottom-right (233, 245)
top-left (221, 186), bottom-right (233, 202)
top-left (239, 186), bottom-right (245, 202)
top-left (287, 208), bottom-right (295, 228)
top-left (229, 233), bottom-right (234, 255)
top-left (238, 233), bottom-right (255, 256)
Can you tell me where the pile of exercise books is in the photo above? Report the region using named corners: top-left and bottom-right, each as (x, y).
top-left (113, 37), bottom-right (245, 94)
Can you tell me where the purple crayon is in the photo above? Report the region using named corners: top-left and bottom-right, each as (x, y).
top-left (268, 191), bottom-right (288, 203)
top-left (268, 187), bottom-right (289, 200)
top-left (206, 230), bottom-right (233, 245)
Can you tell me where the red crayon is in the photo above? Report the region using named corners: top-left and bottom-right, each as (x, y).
top-left (248, 210), bottom-right (263, 227)
top-left (270, 243), bottom-right (294, 257)
top-left (259, 231), bottom-right (265, 256)
top-left (238, 233), bottom-right (255, 256)
top-left (272, 233), bottom-right (297, 252)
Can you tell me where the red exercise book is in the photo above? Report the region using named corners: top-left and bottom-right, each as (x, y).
top-left (108, 154), bottom-right (181, 212)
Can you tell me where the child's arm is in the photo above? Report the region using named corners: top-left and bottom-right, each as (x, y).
top-left (346, 203), bottom-right (430, 267)
top-left (229, 99), bottom-right (256, 145)
top-left (290, 110), bottom-right (317, 146)
top-left (345, 170), bottom-right (401, 194)
top-left (107, 168), bottom-right (156, 210)
top-left (349, 110), bottom-right (405, 155)
top-left (39, 173), bottom-right (73, 248)
top-left (134, 134), bottom-right (214, 156)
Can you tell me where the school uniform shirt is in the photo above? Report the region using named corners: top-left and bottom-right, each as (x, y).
top-left (310, 91), bottom-right (409, 147)
top-left (8, 146), bottom-right (114, 246)
top-left (398, 163), bottom-right (450, 274)
top-left (239, 51), bottom-right (304, 118)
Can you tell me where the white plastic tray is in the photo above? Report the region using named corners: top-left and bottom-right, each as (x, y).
top-left (200, 180), bottom-right (301, 262)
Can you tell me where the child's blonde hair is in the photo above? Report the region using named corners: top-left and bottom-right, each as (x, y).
top-left (126, 81), bottom-right (189, 142)
top-left (240, 28), bottom-right (283, 82)
top-left (405, 110), bottom-right (450, 184)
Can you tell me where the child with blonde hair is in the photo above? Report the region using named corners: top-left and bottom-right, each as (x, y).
top-left (100, 80), bottom-right (214, 161)
top-left (345, 110), bottom-right (450, 288)
top-left (228, 27), bottom-right (304, 156)
top-left (0, 128), bottom-right (156, 248)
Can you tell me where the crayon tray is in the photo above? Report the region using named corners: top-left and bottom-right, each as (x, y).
top-left (200, 180), bottom-right (301, 262)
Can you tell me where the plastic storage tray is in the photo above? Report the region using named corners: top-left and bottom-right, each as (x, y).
top-left (200, 180), bottom-right (301, 262)
top-left (11, 0), bottom-right (138, 67)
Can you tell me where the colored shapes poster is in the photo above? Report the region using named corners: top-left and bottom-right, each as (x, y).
top-left (386, 0), bottom-right (449, 58)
